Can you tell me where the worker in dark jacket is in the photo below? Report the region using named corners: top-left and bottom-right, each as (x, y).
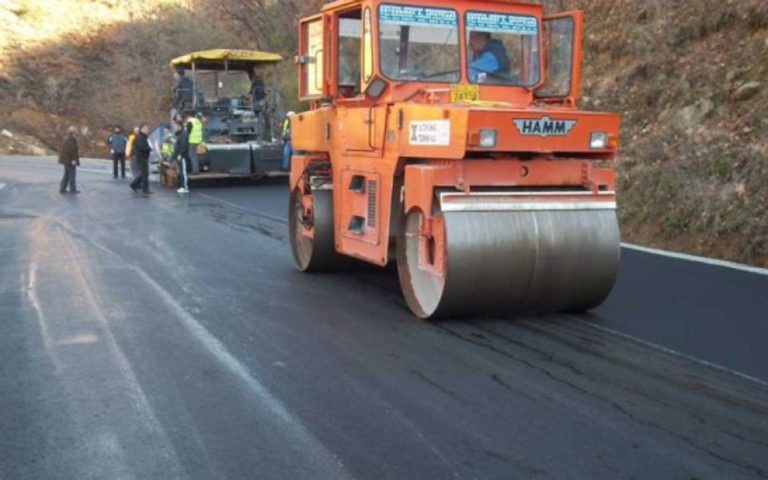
top-left (172, 122), bottom-right (190, 194)
top-left (59, 126), bottom-right (80, 194)
top-left (108, 126), bottom-right (128, 179)
top-left (172, 67), bottom-right (194, 119)
top-left (129, 124), bottom-right (153, 194)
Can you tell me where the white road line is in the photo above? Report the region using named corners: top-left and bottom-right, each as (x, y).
top-left (622, 243), bottom-right (768, 276)
top-left (579, 318), bottom-right (768, 388)
top-left (25, 262), bottom-right (63, 373)
top-left (60, 235), bottom-right (185, 466)
top-left (131, 266), bottom-right (350, 478)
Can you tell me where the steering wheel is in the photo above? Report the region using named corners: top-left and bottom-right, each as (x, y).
top-left (481, 71), bottom-right (521, 85)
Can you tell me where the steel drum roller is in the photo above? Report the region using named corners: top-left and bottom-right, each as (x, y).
top-left (397, 198), bottom-right (621, 319)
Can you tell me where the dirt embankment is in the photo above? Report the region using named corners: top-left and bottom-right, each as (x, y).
top-left (0, 0), bottom-right (766, 266)
top-left (569, 0), bottom-right (768, 266)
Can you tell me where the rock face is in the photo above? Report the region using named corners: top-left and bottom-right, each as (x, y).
top-left (673, 99), bottom-right (715, 129)
top-left (732, 82), bottom-right (761, 102)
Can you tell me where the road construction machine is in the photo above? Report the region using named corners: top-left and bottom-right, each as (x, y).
top-left (289, 0), bottom-right (621, 318)
top-left (160, 49), bottom-right (286, 187)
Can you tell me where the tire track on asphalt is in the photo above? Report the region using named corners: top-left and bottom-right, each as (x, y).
top-left (50, 213), bottom-right (351, 480)
top-left (432, 321), bottom-right (768, 479)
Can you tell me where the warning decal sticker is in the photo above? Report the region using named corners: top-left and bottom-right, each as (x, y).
top-left (408, 120), bottom-right (451, 146)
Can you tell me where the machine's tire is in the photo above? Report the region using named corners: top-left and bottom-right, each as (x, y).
top-left (396, 207), bottom-right (621, 319)
top-left (290, 188), bottom-right (344, 272)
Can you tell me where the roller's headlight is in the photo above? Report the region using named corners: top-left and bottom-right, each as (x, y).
top-left (590, 132), bottom-right (608, 149)
top-left (479, 129), bottom-right (497, 148)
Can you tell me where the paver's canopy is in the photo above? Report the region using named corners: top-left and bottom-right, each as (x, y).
top-left (170, 49), bottom-right (283, 71)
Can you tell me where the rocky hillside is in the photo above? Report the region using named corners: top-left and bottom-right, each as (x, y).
top-left (0, 0), bottom-right (766, 266)
top-left (572, 0), bottom-right (768, 266)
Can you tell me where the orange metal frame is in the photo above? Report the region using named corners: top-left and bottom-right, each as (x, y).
top-left (291, 0), bottom-right (620, 268)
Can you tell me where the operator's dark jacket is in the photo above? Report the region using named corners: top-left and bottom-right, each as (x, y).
top-left (58, 133), bottom-right (80, 166)
top-left (133, 132), bottom-right (152, 161)
top-left (173, 129), bottom-right (190, 160)
top-left (479, 39), bottom-right (511, 75)
top-left (173, 76), bottom-right (194, 109)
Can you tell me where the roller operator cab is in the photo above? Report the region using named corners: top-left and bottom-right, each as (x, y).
top-left (289, 0), bottom-right (621, 319)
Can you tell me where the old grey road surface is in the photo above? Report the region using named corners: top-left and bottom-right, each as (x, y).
top-left (1, 156), bottom-right (767, 479)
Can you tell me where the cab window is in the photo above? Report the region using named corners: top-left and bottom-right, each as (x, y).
top-left (465, 11), bottom-right (540, 86)
top-left (377, 4), bottom-right (460, 83)
top-left (537, 16), bottom-right (574, 97)
top-left (338, 10), bottom-right (362, 97)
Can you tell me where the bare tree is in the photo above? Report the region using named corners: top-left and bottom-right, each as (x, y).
top-left (209, 0), bottom-right (324, 50)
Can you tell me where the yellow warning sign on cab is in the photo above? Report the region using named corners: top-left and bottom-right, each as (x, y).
top-left (450, 84), bottom-right (480, 103)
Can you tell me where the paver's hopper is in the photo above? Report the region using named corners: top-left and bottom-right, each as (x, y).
top-left (289, 1), bottom-right (622, 319)
top-left (161, 49), bottom-right (286, 187)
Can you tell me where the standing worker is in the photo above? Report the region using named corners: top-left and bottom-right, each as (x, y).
top-left (59, 126), bottom-right (81, 194)
top-left (127, 126), bottom-right (139, 179)
top-left (171, 67), bottom-right (194, 121)
top-left (281, 111), bottom-right (295, 170)
top-left (108, 126), bottom-right (128, 179)
top-left (172, 122), bottom-right (190, 194)
top-left (129, 124), bottom-right (153, 195)
top-left (186, 114), bottom-right (203, 175)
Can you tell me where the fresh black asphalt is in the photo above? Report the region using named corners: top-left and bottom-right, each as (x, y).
top-left (1, 156), bottom-right (767, 479)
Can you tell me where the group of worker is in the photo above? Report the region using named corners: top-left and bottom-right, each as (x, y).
top-left (165, 113), bottom-right (203, 194)
top-left (106, 125), bottom-right (153, 194)
top-left (59, 31), bottom-right (506, 198)
top-left (58, 124), bottom-right (150, 195)
top-left (169, 67), bottom-right (204, 191)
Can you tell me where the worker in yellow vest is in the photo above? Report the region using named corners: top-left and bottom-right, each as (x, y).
top-left (186, 114), bottom-right (203, 174)
top-left (126, 126), bottom-right (139, 179)
top-left (160, 130), bottom-right (175, 161)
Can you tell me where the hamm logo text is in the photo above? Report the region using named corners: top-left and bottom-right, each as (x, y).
top-left (513, 116), bottom-right (576, 137)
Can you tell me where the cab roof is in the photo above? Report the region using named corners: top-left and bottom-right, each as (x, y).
top-left (321, 0), bottom-right (542, 12)
top-left (169, 49), bottom-right (283, 71)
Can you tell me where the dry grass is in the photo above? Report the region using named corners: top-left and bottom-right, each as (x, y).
top-left (547, 0), bottom-right (768, 266)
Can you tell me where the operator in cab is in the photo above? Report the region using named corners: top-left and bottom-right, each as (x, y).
top-left (250, 74), bottom-right (266, 103)
top-left (468, 31), bottom-right (510, 83)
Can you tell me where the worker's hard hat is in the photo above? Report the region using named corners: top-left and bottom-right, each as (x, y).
top-left (287, 111), bottom-right (296, 116)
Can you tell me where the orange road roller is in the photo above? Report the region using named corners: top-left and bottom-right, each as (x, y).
top-left (289, 0), bottom-right (621, 318)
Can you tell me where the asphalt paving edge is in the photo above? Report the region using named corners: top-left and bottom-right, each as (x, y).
top-left (576, 317), bottom-right (768, 388)
top-left (622, 243), bottom-right (768, 276)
